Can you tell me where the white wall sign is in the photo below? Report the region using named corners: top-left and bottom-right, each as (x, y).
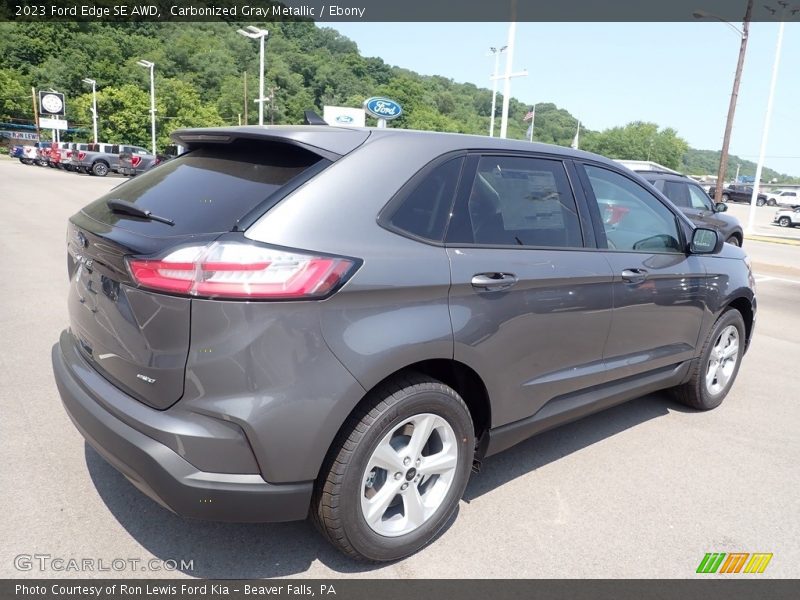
top-left (38, 118), bottom-right (68, 130)
top-left (323, 106), bottom-right (366, 128)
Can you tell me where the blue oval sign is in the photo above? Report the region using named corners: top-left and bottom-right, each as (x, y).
top-left (335, 115), bottom-right (354, 124)
top-left (364, 97), bottom-right (403, 120)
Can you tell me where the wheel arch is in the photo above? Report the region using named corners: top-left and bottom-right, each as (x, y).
top-left (316, 358), bottom-right (492, 481)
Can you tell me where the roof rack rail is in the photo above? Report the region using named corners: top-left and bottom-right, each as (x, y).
top-left (303, 111), bottom-right (328, 126)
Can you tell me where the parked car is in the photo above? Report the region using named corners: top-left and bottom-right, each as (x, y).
top-left (765, 189), bottom-right (799, 207)
top-left (9, 145), bottom-right (25, 159)
top-left (117, 146), bottom-right (157, 176)
top-left (52, 125), bottom-right (756, 562)
top-left (638, 170), bottom-right (744, 246)
top-left (708, 184), bottom-right (767, 206)
top-left (48, 141), bottom-right (73, 169)
top-left (71, 143), bottom-right (118, 176)
top-left (20, 145), bottom-right (39, 165)
top-left (63, 143), bottom-right (90, 172)
top-left (32, 141), bottom-right (51, 167)
top-left (773, 206), bottom-right (800, 228)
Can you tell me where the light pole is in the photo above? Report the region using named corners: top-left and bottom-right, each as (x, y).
top-left (136, 60), bottom-right (156, 155)
top-left (487, 46), bottom-right (507, 137)
top-left (693, 1), bottom-right (753, 204)
top-left (237, 26), bottom-right (269, 126)
top-left (748, 16), bottom-right (787, 234)
top-left (82, 78), bottom-right (98, 144)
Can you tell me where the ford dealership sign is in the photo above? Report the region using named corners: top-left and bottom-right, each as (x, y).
top-left (364, 97), bottom-right (403, 120)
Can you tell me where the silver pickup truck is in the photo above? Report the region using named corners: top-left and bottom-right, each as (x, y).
top-left (118, 147), bottom-right (158, 176)
top-left (72, 143), bottom-right (150, 177)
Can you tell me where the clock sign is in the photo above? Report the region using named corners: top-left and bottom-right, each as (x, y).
top-left (39, 91), bottom-right (65, 116)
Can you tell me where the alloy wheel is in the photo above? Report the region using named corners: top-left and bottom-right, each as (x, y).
top-left (705, 325), bottom-right (739, 396)
top-left (360, 413), bottom-right (458, 537)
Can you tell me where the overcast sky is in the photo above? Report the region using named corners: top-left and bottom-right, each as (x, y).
top-left (328, 22), bottom-right (799, 176)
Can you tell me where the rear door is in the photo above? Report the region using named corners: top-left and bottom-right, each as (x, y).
top-left (446, 153), bottom-right (614, 426)
top-left (67, 141), bottom-right (329, 409)
top-left (577, 163), bottom-right (707, 380)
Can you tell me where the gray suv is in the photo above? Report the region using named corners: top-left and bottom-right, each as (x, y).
top-left (52, 126), bottom-right (756, 561)
top-left (638, 170), bottom-right (745, 247)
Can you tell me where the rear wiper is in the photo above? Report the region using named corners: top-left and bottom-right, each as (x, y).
top-left (106, 198), bottom-right (174, 226)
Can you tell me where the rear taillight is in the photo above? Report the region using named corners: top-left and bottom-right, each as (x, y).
top-left (127, 241), bottom-right (357, 300)
top-left (78, 151), bottom-right (86, 160)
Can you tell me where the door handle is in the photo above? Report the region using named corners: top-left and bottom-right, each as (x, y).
top-left (471, 273), bottom-right (518, 291)
top-left (621, 268), bottom-right (648, 284)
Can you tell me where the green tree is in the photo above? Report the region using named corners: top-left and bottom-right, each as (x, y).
top-left (582, 121), bottom-right (689, 170)
top-left (0, 69), bottom-right (30, 122)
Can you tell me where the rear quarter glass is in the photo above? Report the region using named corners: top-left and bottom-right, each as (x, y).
top-left (81, 142), bottom-right (323, 237)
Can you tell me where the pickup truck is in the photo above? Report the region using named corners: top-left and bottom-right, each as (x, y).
top-left (708, 184), bottom-right (768, 206)
top-left (70, 143), bottom-right (122, 176)
top-left (117, 146), bottom-right (157, 176)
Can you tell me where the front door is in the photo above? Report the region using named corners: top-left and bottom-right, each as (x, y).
top-left (578, 163), bottom-right (708, 380)
top-left (446, 154), bottom-right (614, 427)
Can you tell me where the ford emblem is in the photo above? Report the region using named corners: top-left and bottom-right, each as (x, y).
top-left (335, 115), bottom-right (354, 124)
top-left (364, 97), bottom-right (403, 121)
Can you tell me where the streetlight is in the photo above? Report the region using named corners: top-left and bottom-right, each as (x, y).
top-left (487, 45), bottom-right (507, 137)
top-left (136, 60), bottom-right (156, 155)
top-left (747, 1), bottom-right (796, 234)
top-left (82, 78), bottom-right (98, 144)
top-left (693, 1), bottom-right (753, 204)
top-left (237, 25), bottom-right (269, 126)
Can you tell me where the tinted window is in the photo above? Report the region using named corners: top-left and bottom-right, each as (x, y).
top-left (83, 142), bottom-right (322, 236)
top-left (387, 157), bottom-right (463, 242)
top-left (583, 165), bottom-right (682, 253)
top-left (449, 156), bottom-right (582, 248)
top-left (662, 180), bottom-right (691, 208)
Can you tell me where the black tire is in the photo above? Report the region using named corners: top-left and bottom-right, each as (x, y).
top-left (756, 197), bottom-right (766, 207)
top-left (92, 161), bottom-right (109, 177)
top-left (778, 217), bottom-right (791, 228)
top-left (768, 199), bottom-right (777, 207)
top-left (725, 235), bottom-right (741, 247)
top-left (312, 373), bottom-right (475, 561)
top-left (671, 309), bottom-right (745, 410)
top-left (721, 194), bottom-right (730, 203)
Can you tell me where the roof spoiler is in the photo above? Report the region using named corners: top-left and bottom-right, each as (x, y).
top-left (303, 111), bottom-right (328, 126)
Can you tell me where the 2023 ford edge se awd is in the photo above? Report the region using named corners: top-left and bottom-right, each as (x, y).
top-left (52, 126), bottom-right (756, 561)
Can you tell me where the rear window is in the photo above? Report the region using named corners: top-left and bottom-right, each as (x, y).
top-left (82, 142), bottom-right (323, 236)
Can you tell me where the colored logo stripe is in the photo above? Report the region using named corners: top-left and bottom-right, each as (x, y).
top-left (697, 553), bottom-right (726, 573)
top-left (696, 552), bottom-right (773, 574)
top-left (719, 553), bottom-right (749, 573)
top-left (744, 553), bottom-right (773, 573)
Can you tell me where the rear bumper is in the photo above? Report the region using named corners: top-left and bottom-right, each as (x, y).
top-left (51, 335), bottom-right (313, 523)
top-left (118, 167), bottom-right (136, 175)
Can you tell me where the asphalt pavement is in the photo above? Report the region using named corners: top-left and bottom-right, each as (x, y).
top-left (1, 157), bottom-right (798, 579)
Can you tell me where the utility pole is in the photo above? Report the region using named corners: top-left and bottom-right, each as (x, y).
top-left (31, 87), bottom-right (40, 138)
top-left (695, 1), bottom-right (753, 203)
top-left (243, 71), bottom-right (248, 125)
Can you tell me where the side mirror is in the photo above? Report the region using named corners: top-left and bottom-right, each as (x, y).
top-left (714, 202), bottom-right (728, 213)
top-left (690, 228), bottom-right (724, 254)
